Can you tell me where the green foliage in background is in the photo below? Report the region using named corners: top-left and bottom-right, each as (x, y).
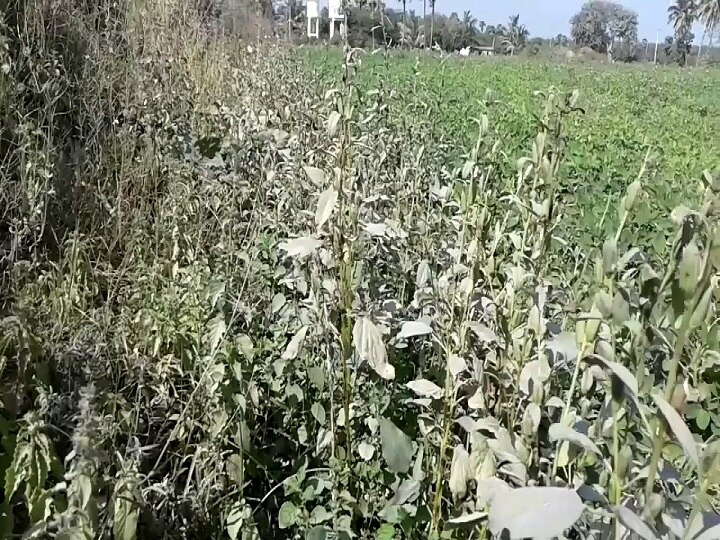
top-left (306, 49), bottom-right (720, 257)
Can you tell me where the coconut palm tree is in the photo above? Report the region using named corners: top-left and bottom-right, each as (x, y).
top-left (461, 10), bottom-right (476, 46)
top-left (668, 0), bottom-right (697, 36)
top-left (668, 0), bottom-right (697, 65)
top-left (698, 0), bottom-right (720, 58)
top-left (502, 13), bottom-right (529, 55)
top-left (462, 10), bottom-right (476, 31)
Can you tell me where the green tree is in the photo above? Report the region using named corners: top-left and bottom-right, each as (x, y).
top-left (462, 10), bottom-right (477, 45)
top-left (698, 0), bottom-right (720, 59)
top-left (569, 0), bottom-right (639, 55)
top-left (668, 0), bottom-right (697, 65)
top-left (502, 14), bottom-right (529, 55)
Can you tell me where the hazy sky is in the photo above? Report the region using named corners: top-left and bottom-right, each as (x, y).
top-left (384, 0), bottom-right (700, 41)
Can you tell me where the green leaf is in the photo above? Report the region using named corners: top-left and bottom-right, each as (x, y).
top-left (380, 418), bottom-right (414, 474)
top-left (226, 453), bottom-right (244, 486)
top-left (113, 477), bottom-right (139, 540)
top-left (696, 408), bottom-right (711, 431)
top-left (308, 366), bottom-right (325, 392)
top-left (311, 403), bottom-right (326, 425)
top-left (376, 523), bottom-right (396, 540)
top-left (278, 501), bottom-right (299, 529)
top-left (602, 238), bottom-right (617, 275)
top-left (307, 526), bottom-right (327, 540)
top-left (206, 313), bottom-right (227, 352)
top-left (652, 392), bottom-right (699, 469)
top-left (309, 505), bottom-right (332, 524)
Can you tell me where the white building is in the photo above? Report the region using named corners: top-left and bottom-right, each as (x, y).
top-left (306, 0), bottom-right (319, 38)
top-left (328, 0), bottom-right (345, 39)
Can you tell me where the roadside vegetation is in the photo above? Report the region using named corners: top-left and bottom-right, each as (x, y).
top-left (1, 0), bottom-right (719, 539)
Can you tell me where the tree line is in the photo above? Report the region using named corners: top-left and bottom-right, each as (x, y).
top-left (222, 0), bottom-right (720, 64)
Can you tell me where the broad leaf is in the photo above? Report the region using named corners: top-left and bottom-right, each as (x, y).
top-left (548, 423), bottom-right (601, 456)
top-left (315, 187), bottom-right (338, 229)
top-left (353, 317), bottom-right (394, 380)
top-left (488, 487), bottom-right (584, 539)
top-left (406, 379), bottom-right (443, 399)
top-left (282, 326), bottom-right (309, 360)
top-left (584, 355), bottom-right (638, 398)
top-left (304, 166), bottom-right (326, 185)
top-left (278, 501), bottom-right (299, 529)
top-left (652, 392), bottom-right (699, 469)
top-left (613, 505), bottom-right (659, 540)
top-left (278, 236), bottom-right (322, 258)
top-left (519, 358), bottom-right (550, 395)
top-left (449, 445), bottom-right (471, 499)
top-left (306, 525), bottom-right (327, 540)
top-left (358, 442), bottom-right (375, 461)
top-left (380, 418), bottom-right (414, 474)
top-left (397, 320), bottom-right (433, 339)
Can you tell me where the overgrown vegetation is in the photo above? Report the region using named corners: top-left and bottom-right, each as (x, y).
top-left (1, 1), bottom-right (720, 539)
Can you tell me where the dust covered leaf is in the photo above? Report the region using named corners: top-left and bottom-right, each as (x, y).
top-left (406, 379), bottom-right (443, 399)
top-left (358, 442), bottom-right (375, 461)
top-left (282, 326), bottom-right (309, 360)
top-left (548, 424), bottom-right (601, 455)
top-left (652, 392), bottom-right (699, 469)
top-left (613, 505), bottom-right (659, 540)
top-left (380, 418), bottom-right (414, 474)
top-left (304, 166), bottom-right (326, 185)
top-left (449, 445), bottom-right (471, 499)
top-left (353, 317), bottom-right (394, 380)
top-left (315, 187), bottom-right (338, 229)
top-left (279, 236), bottom-right (322, 258)
top-left (488, 487), bottom-right (584, 539)
top-left (397, 320), bottom-right (433, 339)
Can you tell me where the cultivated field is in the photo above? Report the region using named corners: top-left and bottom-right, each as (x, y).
top-left (307, 49), bottom-right (720, 252)
top-left (2, 4), bottom-right (720, 539)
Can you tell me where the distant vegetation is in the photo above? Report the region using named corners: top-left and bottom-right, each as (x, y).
top-left (268, 0), bottom-right (720, 65)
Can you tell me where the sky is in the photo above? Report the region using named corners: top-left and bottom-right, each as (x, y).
top-left (383, 0), bottom-right (700, 42)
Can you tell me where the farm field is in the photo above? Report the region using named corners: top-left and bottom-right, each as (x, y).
top-left (3, 2), bottom-right (720, 539)
top-left (306, 48), bottom-right (720, 252)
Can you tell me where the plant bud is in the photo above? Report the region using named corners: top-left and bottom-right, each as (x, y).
top-left (616, 444), bottom-right (632, 480)
top-left (678, 242), bottom-right (702, 295)
top-left (625, 180), bottom-right (642, 210)
top-left (531, 380), bottom-right (544, 405)
top-left (602, 238), bottom-right (617, 275)
top-left (594, 290), bottom-right (613, 318)
top-left (647, 493), bottom-right (665, 520)
top-left (584, 306), bottom-right (602, 343)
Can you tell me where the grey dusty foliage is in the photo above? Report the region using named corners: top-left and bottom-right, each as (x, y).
top-left (0, 1), bottom-right (720, 539)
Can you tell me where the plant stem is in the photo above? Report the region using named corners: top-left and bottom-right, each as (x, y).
top-left (644, 258), bottom-right (711, 502)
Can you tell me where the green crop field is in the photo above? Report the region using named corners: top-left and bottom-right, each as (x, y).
top-left (306, 48), bottom-right (720, 253)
